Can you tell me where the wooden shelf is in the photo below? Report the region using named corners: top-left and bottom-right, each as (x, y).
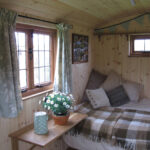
top-left (9, 113), bottom-right (87, 150)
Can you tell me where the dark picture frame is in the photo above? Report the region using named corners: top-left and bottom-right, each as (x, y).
top-left (72, 33), bottom-right (88, 64)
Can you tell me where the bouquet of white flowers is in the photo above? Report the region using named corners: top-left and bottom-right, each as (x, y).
top-left (39, 92), bottom-right (74, 116)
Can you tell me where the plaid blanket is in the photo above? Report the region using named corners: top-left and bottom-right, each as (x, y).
top-left (69, 103), bottom-right (150, 150)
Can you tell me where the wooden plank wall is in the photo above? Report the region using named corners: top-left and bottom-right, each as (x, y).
top-left (71, 25), bottom-right (93, 103)
top-left (92, 17), bottom-right (150, 99)
top-left (0, 17), bottom-right (93, 150)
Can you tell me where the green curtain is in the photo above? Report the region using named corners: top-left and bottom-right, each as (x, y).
top-left (54, 23), bottom-right (72, 94)
top-left (0, 8), bottom-right (22, 118)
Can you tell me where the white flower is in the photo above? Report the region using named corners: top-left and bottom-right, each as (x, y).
top-left (69, 94), bottom-right (74, 99)
top-left (47, 100), bottom-right (50, 103)
top-left (67, 96), bottom-right (70, 99)
top-left (57, 97), bottom-right (61, 101)
top-left (63, 102), bottom-right (67, 106)
top-left (66, 105), bottom-right (70, 109)
top-left (62, 98), bottom-right (65, 101)
top-left (54, 104), bottom-right (58, 108)
top-left (47, 106), bottom-right (50, 110)
top-left (50, 94), bottom-right (54, 98)
top-left (50, 101), bottom-right (54, 105)
top-left (39, 101), bottom-right (41, 104)
top-left (44, 105), bottom-right (47, 108)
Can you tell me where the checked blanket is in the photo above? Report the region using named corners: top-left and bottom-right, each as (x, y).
top-left (69, 103), bottom-right (150, 150)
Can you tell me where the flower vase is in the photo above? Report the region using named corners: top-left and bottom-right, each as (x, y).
top-left (52, 113), bottom-right (70, 125)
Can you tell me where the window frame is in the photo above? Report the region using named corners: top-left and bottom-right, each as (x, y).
top-left (16, 24), bottom-right (57, 97)
top-left (130, 34), bottom-right (150, 57)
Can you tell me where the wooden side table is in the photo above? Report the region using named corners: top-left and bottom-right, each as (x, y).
top-left (9, 113), bottom-right (87, 150)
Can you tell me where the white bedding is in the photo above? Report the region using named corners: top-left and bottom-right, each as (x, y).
top-left (63, 98), bottom-right (150, 150)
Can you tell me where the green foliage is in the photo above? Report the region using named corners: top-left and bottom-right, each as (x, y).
top-left (39, 92), bottom-right (74, 116)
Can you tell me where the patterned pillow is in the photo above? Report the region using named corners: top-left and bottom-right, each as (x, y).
top-left (106, 85), bottom-right (130, 107)
top-left (82, 70), bottom-right (107, 102)
top-left (86, 88), bottom-right (110, 109)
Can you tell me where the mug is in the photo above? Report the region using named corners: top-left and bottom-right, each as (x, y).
top-left (34, 111), bottom-right (48, 135)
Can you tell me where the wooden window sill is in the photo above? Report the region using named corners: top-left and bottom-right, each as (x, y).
top-left (22, 88), bottom-right (53, 101)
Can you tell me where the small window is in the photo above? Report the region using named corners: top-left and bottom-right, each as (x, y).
top-left (15, 24), bottom-right (56, 97)
top-left (130, 35), bottom-right (150, 56)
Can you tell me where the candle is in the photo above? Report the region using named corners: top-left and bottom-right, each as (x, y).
top-left (34, 111), bottom-right (48, 135)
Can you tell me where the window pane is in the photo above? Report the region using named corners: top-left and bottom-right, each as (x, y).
top-left (33, 34), bottom-right (38, 50)
top-left (15, 32), bottom-right (19, 48)
top-left (18, 52), bottom-right (26, 69)
top-left (145, 40), bottom-right (150, 51)
top-left (39, 34), bottom-right (44, 50)
top-left (40, 67), bottom-right (44, 83)
top-left (39, 51), bottom-right (44, 67)
top-left (15, 32), bottom-right (26, 51)
top-left (18, 32), bottom-right (25, 50)
top-left (19, 70), bottom-right (27, 88)
top-left (45, 51), bottom-right (50, 66)
top-left (45, 67), bottom-right (50, 82)
top-left (34, 51), bottom-right (39, 67)
top-left (16, 31), bottom-right (27, 90)
top-left (34, 68), bottom-right (39, 85)
top-left (45, 35), bottom-right (50, 50)
top-left (134, 40), bottom-right (144, 51)
top-left (33, 33), bottom-right (51, 86)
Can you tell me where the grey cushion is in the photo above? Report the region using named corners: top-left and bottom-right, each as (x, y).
top-left (123, 80), bottom-right (144, 102)
top-left (102, 71), bottom-right (122, 92)
top-left (106, 85), bottom-right (130, 107)
top-left (82, 70), bottom-right (107, 102)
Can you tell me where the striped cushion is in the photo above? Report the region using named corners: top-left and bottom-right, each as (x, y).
top-left (106, 85), bottom-right (130, 107)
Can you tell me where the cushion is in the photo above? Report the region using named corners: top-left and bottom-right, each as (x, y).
top-left (82, 70), bottom-right (107, 102)
top-left (123, 80), bottom-right (144, 102)
top-left (86, 88), bottom-right (110, 109)
top-left (106, 85), bottom-right (130, 107)
top-left (102, 71), bottom-right (122, 92)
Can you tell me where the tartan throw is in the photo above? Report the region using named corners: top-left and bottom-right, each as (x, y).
top-left (68, 103), bottom-right (150, 150)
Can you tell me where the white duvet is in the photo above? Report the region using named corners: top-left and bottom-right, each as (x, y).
top-left (63, 98), bottom-right (150, 150)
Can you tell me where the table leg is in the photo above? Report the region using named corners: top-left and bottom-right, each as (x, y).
top-left (29, 145), bottom-right (36, 150)
top-left (11, 137), bottom-right (19, 150)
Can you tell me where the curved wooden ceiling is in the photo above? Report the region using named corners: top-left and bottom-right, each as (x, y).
top-left (0, 0), bottom-right (150, 28)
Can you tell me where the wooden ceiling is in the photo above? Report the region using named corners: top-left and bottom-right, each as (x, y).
top-left (0, 0), bottom-right (150, 28)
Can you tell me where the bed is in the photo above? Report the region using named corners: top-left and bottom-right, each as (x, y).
top-left (63, 98), bottom-right (150, 150)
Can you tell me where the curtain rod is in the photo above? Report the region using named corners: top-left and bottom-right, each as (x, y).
top-left (18, 14), bottom-right (58, 25)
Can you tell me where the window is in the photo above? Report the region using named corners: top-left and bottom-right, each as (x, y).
top-left (15, 32), bottom-right (27, 89)
top-left (130, 35), bottom-right (150, 56)
top-left (15, 24), bottom-right (56, 97)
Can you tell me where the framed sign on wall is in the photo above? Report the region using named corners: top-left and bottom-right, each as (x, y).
top-left (72, 33), bottom-right (88, 64)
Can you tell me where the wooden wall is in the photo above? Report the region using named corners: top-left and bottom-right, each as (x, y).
top-left (71, 25), bottom-right (93, 103)
top-left (0, 17), bottom-right (93, 150)
top-left (93, 18), bottom-right (150, 99)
